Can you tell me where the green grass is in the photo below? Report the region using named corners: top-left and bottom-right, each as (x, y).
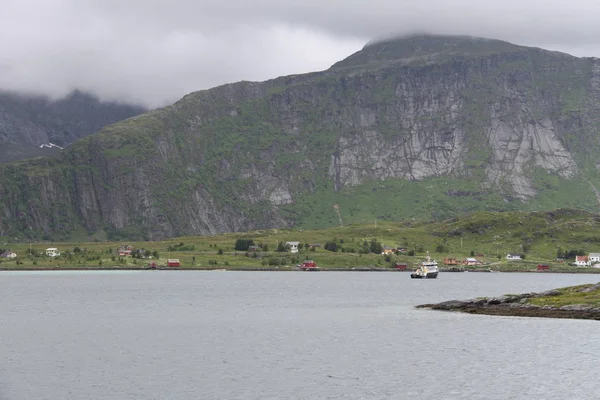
top-left (528, 284), bottom-right (600, 307)
top-left (2, 209), bottom-right (600, 271)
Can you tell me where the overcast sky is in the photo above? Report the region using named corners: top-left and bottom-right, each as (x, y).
top-left (2, 0), bottom-right (600, 108)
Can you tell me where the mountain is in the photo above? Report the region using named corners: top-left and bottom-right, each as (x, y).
top-left (2, 34), bottom-right (600, 241)
top-left (0, 90), bottom-right (146, 162)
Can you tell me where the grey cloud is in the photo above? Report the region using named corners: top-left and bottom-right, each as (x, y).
top-left (1, 0), bottom-right (600, 107)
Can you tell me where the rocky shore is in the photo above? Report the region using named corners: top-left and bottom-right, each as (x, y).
top-left (417, 283), bottom-right (600, 320)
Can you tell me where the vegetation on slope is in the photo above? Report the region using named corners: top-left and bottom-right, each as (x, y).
top-left (2, 209), bottom-right (600, 271)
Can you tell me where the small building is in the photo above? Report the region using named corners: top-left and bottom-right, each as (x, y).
top-left (443, 257), bottom-right (460, 265)
top-left (286, 242), bottom-right (300, 253)
top-left (397, 248), bottom-right (408, 253)
top-left (506, 253), bottom-right (522, 260)
top-left (394, 262), bottom-right (408, 270)
top-left (167, 259), bottom-right (180, 267)
top-left (300, 260), bottom-right (318, 271)
top-left (247, 245), bottom-right (260, 252)
top-left (574, 255), bottom-right (590, 267)
top-left (381, 246), bottom-right (396, 255)
top-left (0, 250), bottom-right (17, 259)
top-left (45, 248), bottom-right (60, 257)
top-left (309, 243), bottom-right (322, 250)
top-left (589, 253), bottom-right (600, 263)
top-left (537, 264), bottom-right (550, 271)
top-left (464, 258), bottom-right (482, 266)
top-left (118, 244), bottom-right (133, 256)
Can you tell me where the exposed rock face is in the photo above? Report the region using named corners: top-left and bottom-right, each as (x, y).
top-left (1, 34), bottom-right (600, 240)
top-left (0, 90), bottom-right (146, 162)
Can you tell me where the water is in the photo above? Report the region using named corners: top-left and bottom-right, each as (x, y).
top-left (1, 271), bottom-right (599, 400)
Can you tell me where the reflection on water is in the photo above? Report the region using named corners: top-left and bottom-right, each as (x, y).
top-left (1, 271), bottom-right (599, 400)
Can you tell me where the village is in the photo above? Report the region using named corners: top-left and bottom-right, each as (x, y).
top-left (2, 238), bottom-right (600, 272)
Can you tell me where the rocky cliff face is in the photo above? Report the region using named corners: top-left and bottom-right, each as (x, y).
top-left (2, 34), bottom-right (600, 240)
top-left (0, 90), bottom-right (146, 162)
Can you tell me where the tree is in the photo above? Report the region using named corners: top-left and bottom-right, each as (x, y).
top-left (235, 238), bottom-right (255, 251)
top-left (556, 247), bottom-right (564, 259)
top-left (470, 250), bottom-right (475, 257)
top-left (276, 241), bottom-right (286, 252)
top-left (369, 239), bottom-right (382, 254)
top-left (218, 248), bottom-right (224, 255)
top-left (324, 241), bottom-right (339, 252)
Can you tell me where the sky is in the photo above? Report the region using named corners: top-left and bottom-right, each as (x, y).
top-left (2, 0), bottom-right (600, 108)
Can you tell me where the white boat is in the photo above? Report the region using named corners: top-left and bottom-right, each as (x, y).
top-left (411, 251), bottom-right (439, 279)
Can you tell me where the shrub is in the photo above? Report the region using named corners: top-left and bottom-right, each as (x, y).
top-left (235, 238), bottom-right (255, 251)
top-left (324, 241), bottom-right (339, 252)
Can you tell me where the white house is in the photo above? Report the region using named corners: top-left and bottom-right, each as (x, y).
top-left (0, 250), bottom-right (17, 259)
top-left (574, 255), bottom-right (590, 267)
top-left (464, 258), bottom-right (481, 266)
top-left (589, 253), bottom-right (600, 263)
top-left (45, 248), bottom-right (60, 257)
top-left (506, 253), bottom-right (522, 260)
top-left (286, 242), bottom-right (300, 253)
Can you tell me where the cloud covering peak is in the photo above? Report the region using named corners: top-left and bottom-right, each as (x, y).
top-left (2, 0), bottom-right (600, 107)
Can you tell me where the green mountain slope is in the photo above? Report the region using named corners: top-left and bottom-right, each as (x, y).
top-left (2, 34), bottom-right (600, 241)
top-left (0, 90), bottom-right (146, 162)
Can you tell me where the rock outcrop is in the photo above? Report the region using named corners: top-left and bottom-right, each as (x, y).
top-left (2, 34), bottom-right (600, 240)
top-left (417, 284), bottom-right (600, 320)
top-left (0, 90), bottom-right (146, 163)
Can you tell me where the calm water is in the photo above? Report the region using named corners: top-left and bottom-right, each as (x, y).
top-left (1, 271), bottom-right (599, 400)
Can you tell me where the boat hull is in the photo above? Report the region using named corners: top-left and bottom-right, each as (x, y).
top-left (410, 272), bottom-right (438, 279)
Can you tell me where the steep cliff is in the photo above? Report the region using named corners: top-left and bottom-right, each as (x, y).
top-left (0, 90), bottom-right (146, 162)
top-left (2, 34), bottom-right (600, 240)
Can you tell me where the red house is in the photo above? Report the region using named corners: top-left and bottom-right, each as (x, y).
top-left (167, 259), bottom-right (181, 267)
top-left (537, 264), bottom-right (550, 271)
top-left (118, 244), bottom-right (133, 256)
top-left (301, 260), bottom-right (318, 271)
top-left (394, 263), bottom-right (408, 270)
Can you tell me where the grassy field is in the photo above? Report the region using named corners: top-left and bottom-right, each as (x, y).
top-left (2, 209), bottom-right (600, 272)
top-left (527, 283), bottom-right (600, 307)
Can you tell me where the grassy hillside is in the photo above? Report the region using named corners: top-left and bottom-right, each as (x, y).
top-left (2, 209), bottom-right (600, 271)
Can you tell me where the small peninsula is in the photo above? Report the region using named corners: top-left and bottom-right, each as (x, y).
top-left (417, 283), bottom-right (600, 320)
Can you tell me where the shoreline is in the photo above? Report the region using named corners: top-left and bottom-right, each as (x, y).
top-left (417, 283), bottom-right (600, 321)
top-left (1, 267), bottom-right (600, 273)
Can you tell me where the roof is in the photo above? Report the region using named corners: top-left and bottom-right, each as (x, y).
top-left (167, 258), bottom-right (180, 262)
top-left (576, 255), bottom-right (589, 261)
top-left (466, 258), bottom-right (478, 262)
top-left (507, 253), bottom-right (522, 257)
top-left (589, 253), bottom-right (600, 258)
top-left (46, 248), bottom-right (58, 251)
top-left (286, 242), bottom-right (300, 245)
